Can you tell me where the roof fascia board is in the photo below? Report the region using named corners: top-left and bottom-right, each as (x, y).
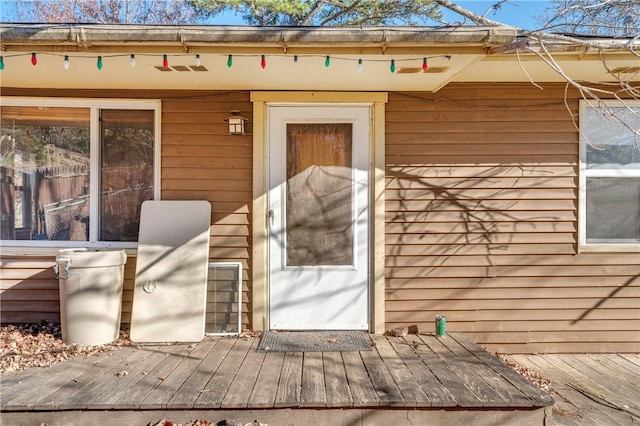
top-left (0, 24), bottom-right (516, 54)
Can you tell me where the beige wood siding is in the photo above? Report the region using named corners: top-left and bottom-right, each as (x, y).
top-left (0, 257), bottom-right (60, 323)
top-left (0, 89), bottom-right (252, 330)
top-left (385, 85), bottom-right (640, 353)
top-left (2, 85), bottom-right (639, 353)
top-left (160, 92), bottom-right (252, 329)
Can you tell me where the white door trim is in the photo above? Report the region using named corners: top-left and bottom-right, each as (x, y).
top-left (251, 91), bottom-right (387, 333)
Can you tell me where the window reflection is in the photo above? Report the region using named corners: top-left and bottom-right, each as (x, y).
top-left (1, 106), bottom-right (90, 240)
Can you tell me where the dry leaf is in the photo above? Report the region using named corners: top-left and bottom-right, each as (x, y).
top-left (0, 321), bottom-right (132, 374)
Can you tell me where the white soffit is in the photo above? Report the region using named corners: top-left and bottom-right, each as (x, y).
top-left (0, 52), bottom-right (483, 91)
top-left (456, 54), bottom-right (640, 83)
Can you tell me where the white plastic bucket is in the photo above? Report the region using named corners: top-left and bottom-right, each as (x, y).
top-left (55, 249), bottom-right (127, 345)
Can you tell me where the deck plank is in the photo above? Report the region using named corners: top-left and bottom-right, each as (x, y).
top-left (388, 336), bottom-right (456, 407)
top-left (340, 351), bottom-right (379, 407)
top-left (506, 355), bottom-right (583, 426)
top-left (166, 337), bottom-right (233, 409)
top-left (0, 350), bottom-right (108, 398)
top-left (194, 337), bottom-right (254, 408)
top-left (274, 351), bottom-right (303, 408)
top-left (0, 349), bottom-right (125, 410)
top-left (572, 354), bottom-right (640, 398)
top-left (221, 338), bottom-right (264, 408)
top-left (300, 351), bottom-right (326, 407)
top-left (111, 344), bottom-right (185, 408)
top-left (598, 353), bottom-right (640, 375)
top-left (452, 334), bottom-right (553, 407)
top-left (247, 350), bottom-right (285, 408)
top-left (18, 346), bottom-right (142, 410)
top-left (1, 333), bottom-right (561, 424)
top-left (448, 334), bottom-right (548, 407)
top-left (523, 354), bottom-right (632, 426)
top-left (438, 335), bottom-right (516, 405)
top-left (322, 351), bottom-right (352, 407)
top-left (407, 334), bottom-right (482, 407)
top-left (141, 342), bottom-right (214, 409)
top-left (360, 338), bottom-right (405, 407)
top-left (81, 346), bottom-right (155, 409)
top-left (370, 335), bottom-right (430, 407)
top-left (114, 344), bottom-right (189, 409)
top-left (428, 335), bottom-right (511, 408)
top-left (87, 345), bottom-right (174, 409)
top-left (619, 353), bottom-right (640, 367)
top-left (553, 354), bottom-right (640, 417)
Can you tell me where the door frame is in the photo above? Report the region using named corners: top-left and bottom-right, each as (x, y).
top-left (251, 91), bottom-right (387, 333)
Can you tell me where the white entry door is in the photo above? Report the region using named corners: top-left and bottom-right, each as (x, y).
top-left (268, 105), bottom-right (370, 330)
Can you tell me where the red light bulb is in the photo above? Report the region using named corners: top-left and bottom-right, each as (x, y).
top-left (422, 58), bottom-right (428, 72)
top-left (261, 55), bottom-right (266, 69)
top-left (162, 55), bottom-right (169, 69)
top-left (31, 53), bottom-right (37, 66)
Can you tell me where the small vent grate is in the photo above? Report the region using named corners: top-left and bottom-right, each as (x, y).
top-left (154, 65), bottom-right (209, 72)
top-left (397, 66), bottom-right (449, 74)
top-left (611, 66), bottom-right (640, 74)
top-left (206, 262), bottom-right (242, 335)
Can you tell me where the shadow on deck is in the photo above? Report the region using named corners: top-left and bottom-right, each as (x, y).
top-left (1, 333), bottom-right (553, 425)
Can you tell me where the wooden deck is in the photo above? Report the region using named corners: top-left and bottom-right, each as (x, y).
top-left (0, 333), bottom-right (553, 425)
top-left (503, 353), bottom-right (640, 426)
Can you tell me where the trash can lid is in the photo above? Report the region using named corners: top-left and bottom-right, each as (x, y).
top-left (56, 249), bottom-right (127, 268)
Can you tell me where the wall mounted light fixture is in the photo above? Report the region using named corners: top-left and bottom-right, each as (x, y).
top-left (225, 110), bottom-right (247, 135)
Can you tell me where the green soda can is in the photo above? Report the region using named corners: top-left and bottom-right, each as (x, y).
top-left (435, 315), bottom-right (446, 337)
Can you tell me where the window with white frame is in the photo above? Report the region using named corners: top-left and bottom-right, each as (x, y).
top-left (0, 98), bottom-right (160, 247)
top-left (579, 100), bottom-right (640, 249)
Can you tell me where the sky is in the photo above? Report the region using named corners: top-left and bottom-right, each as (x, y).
top-left (0, 1), bottom-right (551, 30)
top-left (203, 1), bottom-right (551, 30)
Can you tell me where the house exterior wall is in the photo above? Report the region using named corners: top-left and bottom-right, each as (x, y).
top-left (0, 89), bottom-right (253, 330)
top-left (385, 85), bottom-right (639, 353)
top-left (1, 85), bottom-right (638, 353)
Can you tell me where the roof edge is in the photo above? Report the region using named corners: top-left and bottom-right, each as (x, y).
top-left (0, 24), bottom-right (518, 52)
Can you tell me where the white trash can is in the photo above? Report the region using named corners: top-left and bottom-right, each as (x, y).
top-left (54, 248), bottom-right (127, 346)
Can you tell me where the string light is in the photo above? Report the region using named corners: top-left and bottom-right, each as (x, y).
top-left (0, 52), bottom-right (453, 74)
